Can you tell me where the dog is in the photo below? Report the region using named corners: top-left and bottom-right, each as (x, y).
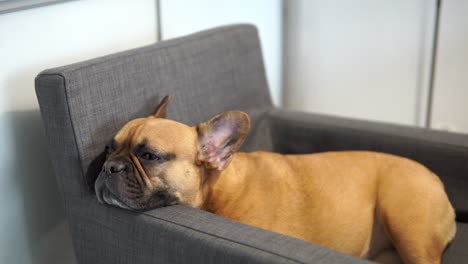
top-left (95, 96), bottom-right (456, 264)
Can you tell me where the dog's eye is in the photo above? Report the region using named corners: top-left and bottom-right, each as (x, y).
top-left (141, 152), bottom-right (160, 161)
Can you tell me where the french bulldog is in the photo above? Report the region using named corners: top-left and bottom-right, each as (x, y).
top-left (95, 96), bottom-right (456, 264)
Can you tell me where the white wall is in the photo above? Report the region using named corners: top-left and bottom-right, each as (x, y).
top-left (283, 0), bottom-right (436, 126)
top-left (431, 0), bottom-right (468, 133)
top-left (160, 0), bottom-right (283, 106)
top-left (0, 1), bottom-right (157, 263)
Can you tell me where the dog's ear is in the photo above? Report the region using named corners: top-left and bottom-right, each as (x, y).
top-left (196, 111), bottom-right (250, 170)
top-left (153, 95), bottom-right (171, 118)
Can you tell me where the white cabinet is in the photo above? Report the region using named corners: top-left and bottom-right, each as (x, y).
top-left (431, 0), bottom-right (468, 133)
top-left (283, 0), bottom-right (437, 126)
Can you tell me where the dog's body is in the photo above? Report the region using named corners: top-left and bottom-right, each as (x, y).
top-left (203, 150), bottom-right (456, 263)
top-left (95, 96), bottom-right (456, 264)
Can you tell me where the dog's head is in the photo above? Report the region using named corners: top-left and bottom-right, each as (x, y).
top-left (94, 96), bottom-right (250, 210)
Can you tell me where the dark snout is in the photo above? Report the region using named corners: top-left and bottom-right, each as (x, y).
top-left (95, 157), bottom-right (141, 209)
top-left (95, 155), bottom-right (179, 210)
top-left (105, 159), bottom-right (130, 175)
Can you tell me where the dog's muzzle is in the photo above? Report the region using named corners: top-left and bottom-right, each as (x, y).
top-left (94, 159), bottom-right (134, 209)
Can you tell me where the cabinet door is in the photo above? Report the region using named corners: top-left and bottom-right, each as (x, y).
top-left (431, 0), bottom-right (468, 133)
top-left (283, 0), bottom-right (435, 126)
top-left (160, 0), bottom-right (282, 106)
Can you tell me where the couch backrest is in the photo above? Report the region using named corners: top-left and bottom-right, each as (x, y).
top-left (35, 24), bottom-right (273, 196)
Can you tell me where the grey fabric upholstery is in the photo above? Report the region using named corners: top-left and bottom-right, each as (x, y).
top-left (444, 222), bottom-right (468, 263)
top-left (35, 24), bottom-right (467, 263)
top-left (70, 197), bottom-right (369, 264)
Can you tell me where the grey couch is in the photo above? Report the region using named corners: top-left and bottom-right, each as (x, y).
top-left (35, 24), bottom-right (467, 263)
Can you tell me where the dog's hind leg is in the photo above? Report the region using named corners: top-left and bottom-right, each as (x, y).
top-left (376, 160), bottom-right (456, 264)
top-left (382, 206), bottom-right (455, 264)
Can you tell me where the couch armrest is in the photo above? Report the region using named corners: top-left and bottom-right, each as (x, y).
top-left (72, 198), bottom-right (369, 264)
top-left (268, 109), bottom-right (468, 221)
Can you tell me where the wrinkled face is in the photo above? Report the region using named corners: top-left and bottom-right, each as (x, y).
top-left (94, 117), bottom-right (201, 210)
top-left (95, 95), bottom-right (250, 211)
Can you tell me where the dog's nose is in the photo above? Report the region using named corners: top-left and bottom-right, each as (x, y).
top-left (106, 160), bottom-right (127, 174)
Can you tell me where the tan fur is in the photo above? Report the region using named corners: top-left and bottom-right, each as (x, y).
top-left (201, 151), bottom-right (456, 263)
top-left (101, 106), bottom-right (456, 264)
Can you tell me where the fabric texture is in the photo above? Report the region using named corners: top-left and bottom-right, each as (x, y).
top-left (443, 222), bottom-right (468, 263)
top-left (69, 197), bottom-right (369, 264)
top-left (35, 24), bottom-right (467, 263)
